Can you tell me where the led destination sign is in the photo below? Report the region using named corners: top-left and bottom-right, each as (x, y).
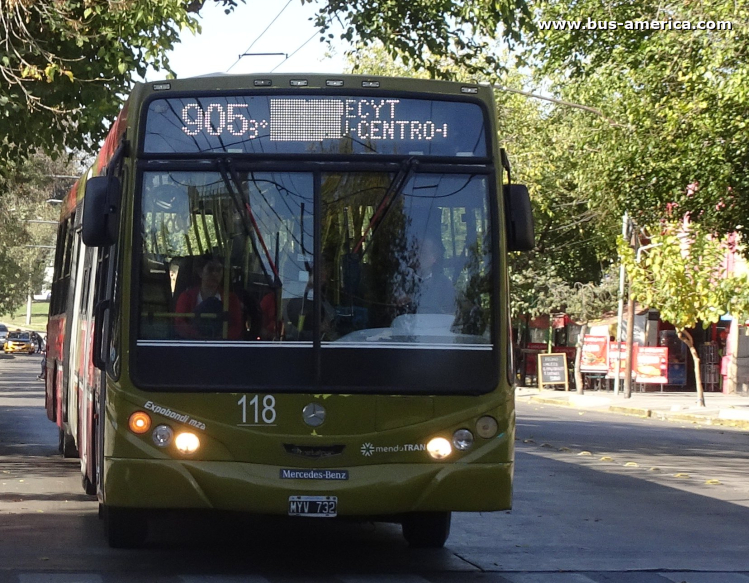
top-left (182, 99), bottom-right (449, 142)
top-left (143, 95), bottom-right (487, 157)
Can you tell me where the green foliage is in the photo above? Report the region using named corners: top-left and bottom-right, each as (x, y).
top-left (528, 0), bottom-right (749, 239)
top-left (619, 220), bottom-right (749, 404)
top-left (349, 43), bottom-right (620, 322)
top-left (510, 256), bottom-right (617, 321)
top-left (309, 0), bottom-right (533, 78)
top-left (0, 0), bottom-right (245, 169)
top-left (315, 0), bottom-right (749, 241)
top-left (1, 301), bottom-right (49, 332)
top-left (618, 222), bottom-right (749, 330)
top-left (0, 151), bottom-right (84, 316)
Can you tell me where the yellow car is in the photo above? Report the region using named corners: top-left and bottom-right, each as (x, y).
top-left (4, 331), bottom-right (36, 354)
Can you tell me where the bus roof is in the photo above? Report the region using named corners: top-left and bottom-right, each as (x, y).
top-left (134, 73), bottom-right (491, 99)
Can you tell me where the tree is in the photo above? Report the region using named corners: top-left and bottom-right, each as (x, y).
top-left (349, 43), bottom-right (623, 391)
top-left (618, 221), bottom-right (749, 407)
top-left (511, 258), bottom-right (617, 393)
top-left (526, 0), bottom-right (749, 241)
top-left (309, 0), bottom-right (532, 78)
top-left (0, 0), bottom-right (242, 170)
top-left (310, 0), bottom-right (748, 242)
top-left (0, 151), bottom-right (84, 317)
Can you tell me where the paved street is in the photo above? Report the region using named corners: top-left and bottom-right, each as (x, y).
top-left (1, 355), bottom-right (749, 582)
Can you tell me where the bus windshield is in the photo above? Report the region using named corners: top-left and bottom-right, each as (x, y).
top-left (136, 169), bottom-right (493, 349)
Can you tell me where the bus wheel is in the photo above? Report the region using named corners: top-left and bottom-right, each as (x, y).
top-left (401, 511), bottom-right (452, 548)
top-left (82, 422), bottom-right (97, 495)
top-left (59, 428), bottom-right (78, 458)
top-left (82, 472), bottom-right (96, 496)
top-left (103, 506), bottom-right (148, 548)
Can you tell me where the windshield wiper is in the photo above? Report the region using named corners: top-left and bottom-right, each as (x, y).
top-left (352, 157), bottom-right (418, 255)
top-left (216, 159), bottom-right (280, 287)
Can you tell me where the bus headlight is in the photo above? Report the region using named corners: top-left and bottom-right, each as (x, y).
top-left (152, 425), bottom-right (173, 448)
top-left (128, 411), bottom-right (151, 434)
top-left (174, 432), bottom-right (200, 454)
top-left (476, 416), bottom-right (498, 439)
top-left (452, 429), bottom-right (474, 451)
top-left (426, 437), bottom-right (452, 460)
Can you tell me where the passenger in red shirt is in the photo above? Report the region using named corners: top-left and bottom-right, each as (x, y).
top-left (175, 254), bottom-right (243, 340)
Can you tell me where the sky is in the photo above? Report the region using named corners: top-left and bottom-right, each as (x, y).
top-left (154, 1), bottom-right (347, 80)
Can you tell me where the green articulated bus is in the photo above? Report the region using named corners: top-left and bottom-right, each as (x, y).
top-left (46, 73), bottom-right (534, 548)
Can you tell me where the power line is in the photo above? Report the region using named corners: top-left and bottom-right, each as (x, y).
top-left (226, 0), bottom-right (294, 73)
top-left (270, 30), bottom-right (318, 73)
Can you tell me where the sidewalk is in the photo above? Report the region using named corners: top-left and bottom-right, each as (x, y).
top-left (516, 386), bottom-right (749, 429)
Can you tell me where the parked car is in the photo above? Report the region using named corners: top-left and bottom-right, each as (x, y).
top-left (0, 324), bottom-right (8, 345)
top-left (4, 331), bottom-right (36, 354)
top-left (33, 290), bottom-right (52, 302)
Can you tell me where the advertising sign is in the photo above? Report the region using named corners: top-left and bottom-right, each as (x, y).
top-left (581, 335), bottom-right (609, 373)
top-left (606, 341), bottom-right (628, 379)
top-left (538, 353), bottom-right (569, 390)
top-left (634, 346), bottom-right (669, 384)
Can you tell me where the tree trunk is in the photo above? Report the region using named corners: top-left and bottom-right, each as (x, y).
top-left (678, 328), bottom-right (705, 407)
top-left (575, 322), bottom-right (587, 394)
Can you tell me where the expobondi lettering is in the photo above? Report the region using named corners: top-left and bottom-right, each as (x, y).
top-left (143, 401), bottom-right (206, 431)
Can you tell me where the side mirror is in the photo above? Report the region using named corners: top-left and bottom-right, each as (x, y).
top-left (504, 184), bottom-right (535, 252)
top-left (82, 175), bottom-right (120, 247)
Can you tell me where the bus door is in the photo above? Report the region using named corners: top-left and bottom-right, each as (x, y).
top-left (64, 222), bottom-right (87, 447)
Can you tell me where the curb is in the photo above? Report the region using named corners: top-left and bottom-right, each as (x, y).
top-left (525, 394), bottom-right (749, 429)
top-left (656, 412), bottom-right (749, 430)
top-left (528, 396), bottom-right (577, 408)
top-left (608, 406), bottom-right (651, 418)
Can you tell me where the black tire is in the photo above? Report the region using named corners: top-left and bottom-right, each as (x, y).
top-left (82, 472), bottom-right (96, 495)
top-left (82, 420), bottom-right (97, 496)
top-left (60, 428), bottom-right (78, 458)
top-left (103, 506), bottom-right (148, 548)
top-left (402, 511), bottom-right (452, 548)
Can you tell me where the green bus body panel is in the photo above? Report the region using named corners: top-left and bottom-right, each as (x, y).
top-left (99, 73), bottom-right (514, 516)
top-left (103, 459), bottom-right (512, 513)
top-left (104, 386), bottom-right (514, 464)
top-left (102, 384), bottom-right (514, 513)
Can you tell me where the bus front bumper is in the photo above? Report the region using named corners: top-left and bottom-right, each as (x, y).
top-left (102, 458), bottom-right (512, 514)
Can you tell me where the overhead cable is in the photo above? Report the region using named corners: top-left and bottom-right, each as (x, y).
top-left (226, 0), bottom-right (294, 72)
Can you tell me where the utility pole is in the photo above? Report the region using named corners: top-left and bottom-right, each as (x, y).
top-left (26, 272), bottom-right (32, 326)
top-left (623, 224), bottom-right (639, 399)
top-left (613, 212), bottom-right (629, 397)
